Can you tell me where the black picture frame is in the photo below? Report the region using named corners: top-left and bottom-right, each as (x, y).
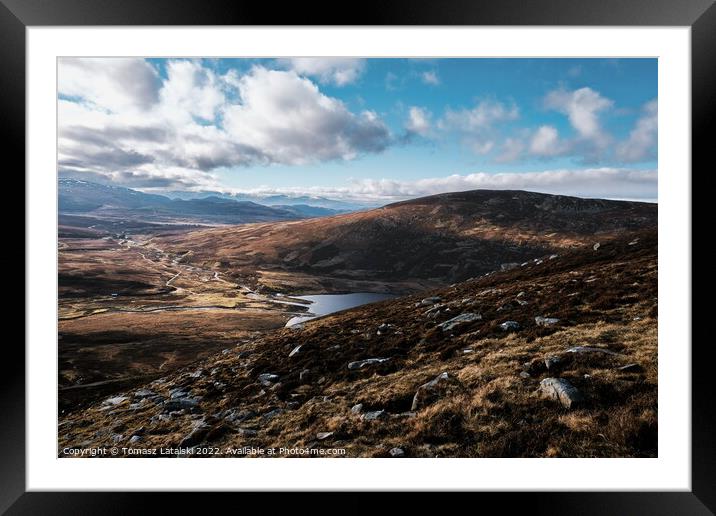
top-left (5, 0), bottom-right (711, 512)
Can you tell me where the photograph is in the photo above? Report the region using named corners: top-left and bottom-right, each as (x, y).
top-left (55, 56), bottom-right (659, 459)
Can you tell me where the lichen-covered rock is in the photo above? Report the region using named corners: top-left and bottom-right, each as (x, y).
top-left (539, 378), bottom-right (584, 409)
top-left (411, 372), bottom-right (462, 411)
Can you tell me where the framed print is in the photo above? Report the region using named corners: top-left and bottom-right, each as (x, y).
top-left (6, 0), bottom-right (713, 511)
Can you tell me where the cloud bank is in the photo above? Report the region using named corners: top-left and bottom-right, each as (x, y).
top-left (216, 168), bottom-right (657, 204)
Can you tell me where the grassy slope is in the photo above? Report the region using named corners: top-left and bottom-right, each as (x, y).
top-left (59, 229), bottom-right (657, 458)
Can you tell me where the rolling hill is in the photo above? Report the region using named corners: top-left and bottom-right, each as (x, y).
top-left (154, 189), bottom-right (657, 290)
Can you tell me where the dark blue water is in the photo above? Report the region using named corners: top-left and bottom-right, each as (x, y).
top-left (285, 292), bottom-right (396, 327)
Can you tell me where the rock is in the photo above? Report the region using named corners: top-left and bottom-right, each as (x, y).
top-left (258, 373), bottom-right (280, 386)
top-left (289, 345), bottom-right (302, 357)
top-left (618, 363), bottom-right (643, 372)
top-left (351, 403), bottom-right (363, 414)
top-left (224, 409), bottom-right (256, 424)
top-left (237, 428), bottom-right (258, 437)
top-left (262, 408), bottom-right (285, 420)
top-left (389, 447), bottom-right (405, 457)
top-left (299, 369), bottom-right (311, 382)
top-left (519, 371), bottom-right (531, 379)
top-left (462, 348), bottom-right (473, 354)
top-left (516, 291), bottom-right (526, 298)
top-left (238, 350), bottom-right (251, 359)
top-left (539, 378), bottom-right (584, 409)
top-left (439, 313), bottom-right (482, 332)
top-left (178, 423), bottom-right (210, 448)
top-left (348, 358), bottom-right (390, 370)
top-left (103, 396), bottom-right (128, 406)
top-left (169, 388), bottom-right (189, 399)
top-left (361, 410), bottom-right (387, 421)
top-left (420, 296), bottom-right (442, 306)
top-left (500, 321), bottom-right (520, 331)
top-left (163, 398), bottom-right (200, 413)
top-left (593, 242), bottom-right (601, 251)
top-left (133, 389), bottom-right (156, 399)
top-left (501, 263), bottom-right (519, 271)
top-left (316, 432), bottom-right (334, 440)
top-left (516, 299), bottom-right (529, 306)
top-left (189, 369), bottom-right (203, 378)
top-left (628, 238), bottom-right (640, 246)
top-left (535, 316), bottom-right (560, 327)
top-left (544, 356), bottom-right (561, 370)
top-left (549, 254), bottom-right (559, 260)
top-left (566, 346), bottom-right (621, 356)
top-left (411, 372), bottom-right (461, 411)
top-left (128, 435), bottom-right (142, 444)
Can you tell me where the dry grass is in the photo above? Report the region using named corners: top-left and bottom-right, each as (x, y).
top-left (59, 231), bottom-right (657, 458)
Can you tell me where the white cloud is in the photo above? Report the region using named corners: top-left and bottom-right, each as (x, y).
top-left (529, 125), bottom-right (568, 157)
top-left (495, 138), bottom-right (525, 163)
top-left (440, 100), bottom-right (519, 131)
top-left (617, 99), bottom-right (658, 162)
top-left (58, 61), bottom-right (391, 188)
top-left (278, 58), bottom-right (365, 86)
top-left (421, 71), bottom-right (440, 85)
top-left (222, 168), bottom-right (657, 203)
top-left (405, 106), bottom-right (432, 136)
top-left (544, 87), bottom-right (613, 145)
top-left (438, 99), bottom-right (519, 156)
top-left (158, 60), bottom-right (225, 122)
top-left (222, 67), bottom-right (390, 165)
top-left (58, 58), bottom-right (161, 112)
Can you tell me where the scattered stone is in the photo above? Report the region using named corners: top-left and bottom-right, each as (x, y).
top-left (289, 345), bottom-right (302, 357)
top-left (299, 369), bottom-right (311, 382)
top-left (501, 263), bottom-right (519, 271)
top-left (520, 371), bottom-right (531, 379)
top-left (133, 389), bottom-right (156, 399)
top-left (539, 378), bottom-right (584, 409)
top-left (567, 346), bottom-right (621, 356)
top-left (178, 423), bottom-right (210, 448)
top-left (420, 296), bottom-right (442, 306)
top-left (188, 369), bottom-right (203, 378)
top-left (618, 363), bottom-right (643, 373)
top-left (262, 408), bottom-right (285, 420)
top-left (544, 356), bottom-right (561, 370)
top-left (348, 358), bottom-right (390, 370)
top-left (163, 398), bottom-right (200, 413)
top-left (549, 254), bottom-right (559, 260)
top-left (593, 242), bottom-right (601, 251)
top-left (361, 410), bottom-right (387, 422)
top-left (389, 447), bottom-right (406, 457)
top-left (237, 428), bottom-right (258, 437)
top-left (286, 401), bottom-right (300, 410)
top-left (237, 351), bottom-right (251, 359)
top-left (462, 348), bottom-right (473, 354)
top-left (516, 291), bottom-right (526, 298)
top-left (535, 316), bottom-right (560, 327)
top-left (500, 321), bottom-right (520, 331)
top-left (439, 313), bottom-right (482, 332)
top-left (258, 373), bottom-right (280, 386)
top-left (516, 299), bottom-right (529, 306)
top-left (316, 432), bottom-right (334, 440)
top-left (128, 435), bottom-right (142, 444)
top-left (224, 409), bottom-right (256, 424)
top-left (169, 388), bottom-right (189, 399)
top-left (103, 396), bottom-right (128, 406)
top-left (411, 372), bottom-right (461, 411)
top-left (351, 403), bottom-right (364, 414)
top-left (628, 238), bottom-right (640, 246)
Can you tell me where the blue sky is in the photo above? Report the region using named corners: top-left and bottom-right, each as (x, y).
top-left (58, 58), bottom-right (657, 203)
